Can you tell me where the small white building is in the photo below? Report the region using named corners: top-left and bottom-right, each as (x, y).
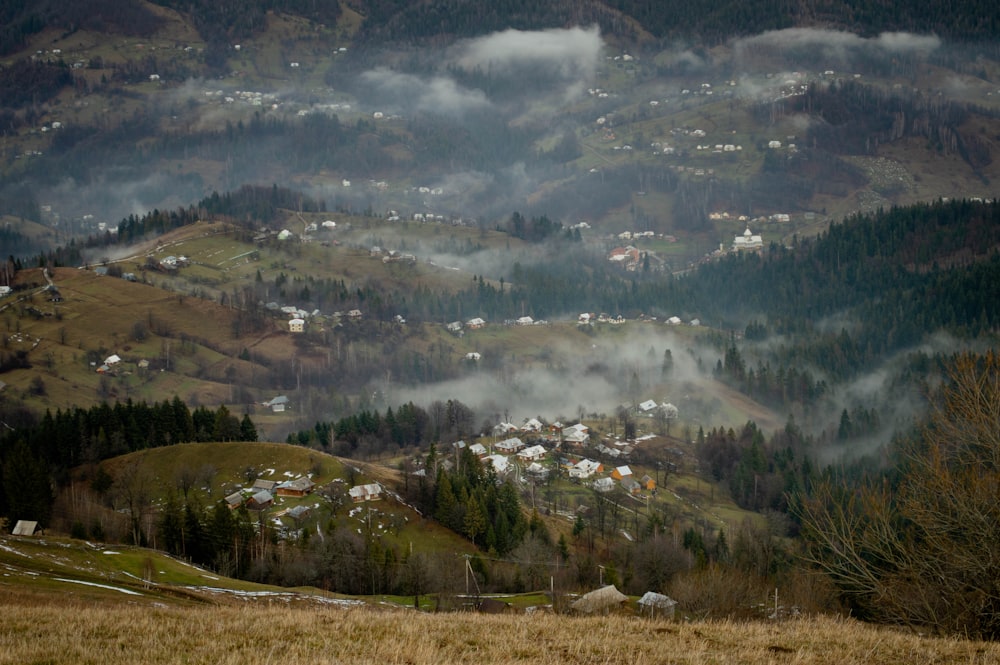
top-left (288, 318), bottom-right (305, 333)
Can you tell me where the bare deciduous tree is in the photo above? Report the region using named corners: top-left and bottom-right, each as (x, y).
top-left (797, 352), bottom-right (1000, 638)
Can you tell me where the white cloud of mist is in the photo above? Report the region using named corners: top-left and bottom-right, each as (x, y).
top-left (735, 28), bottom-right (940, 57)
top-left (40, 172), bottom-right (205, 229)
top-left (359, 68), bottom-right (492, 117)
top-left (452, 25), bottom-right (603, 83)
top-left (387, 327), bottom-right (710, 429)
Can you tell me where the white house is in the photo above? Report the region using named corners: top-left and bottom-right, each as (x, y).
top-left (592, 477), bottom-right (615, 492)
top-left (638, 399), bottom-right (658, 412)
top-left (563, 423), bottom-right (590, 445)
top-left (483, 454), bottom-right (510, 474)
top-left (521, 418), bottom-right (544, 432)
top-left (492, 422), bottom-right (519, 436)
top-left (469, 442), bottom-right (487, 457)
top-left (104, 354), bottom-right (122, 365)
top-left (525, 462), bottom-right (548, 478)
top-left (288, 318), bottom-right (305, 333)
top-left (516, 316), bottom-right (534, 326)
top-left (348, 483), bottom-right (382, 502)
top-left (495, 437), bottom-right (525, 454)
top-left (466, 317), bottom-right (486, 329)
top-left (569, 459), bottom-right (601, 479)
top-left (517, 445), bottom-right (547, 462)
top-left (265, 395), bottom-right (289, 412)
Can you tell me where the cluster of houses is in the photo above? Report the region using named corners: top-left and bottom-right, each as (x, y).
top-left (224, 473), bottom-right (384, 515)
top-left (448, 316), bottom-right (543, 335)
top-left (225, 475), bottom-right (318, 512)
top-left (443, 419), bottom-right (663, 497)
top-left (590, 464), bottom-right (657, 495)
top-left (259, 302), bottom-right (363, 334)
top-left (577, 312), bottom-right (626, 325)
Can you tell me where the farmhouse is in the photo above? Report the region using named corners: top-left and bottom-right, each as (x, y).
top-left (517, 444), bottom-right (547, 462)
top-left (483, 454), bottom-right (510, 474)
top-left (252, 479), bottom-right (277, 492)
top-left (264, 396), bottom-right (289, 412)
top-left (569, 458), bottom-right (602, 479)
top-left (247, 490), bottom-right (274, 511)
top-left (521, 418), bottom-right (544, 432)
top-left (224, 491), bottom-right (244, 510)
top-left (492, 422), bottom-right (519, 436)
top-left (562, 423), bottom-right (590, 445)
top-left (468, 442), bottom-right (487, 457)
top-left (621, 476), bottom-right (643, 495)
top-left (348, 483), bottom-right (382, 502)
top-left (466, 317), bottom-right (486, 329)
top-left (276, 477), bottom-right (315, 497)
top-left (495, 437), bottom-right (525, 454)
top-left (611, 465), bottom-right (633, 480)
top-left (592, 477), bottom-right (615, 492)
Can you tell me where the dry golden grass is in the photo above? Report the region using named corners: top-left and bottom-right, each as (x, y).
top-left (0, 593), bottom-right (996, 665)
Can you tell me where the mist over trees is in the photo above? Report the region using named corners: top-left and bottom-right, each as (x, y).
top-left (798, 352), bottom-right (1000, 639)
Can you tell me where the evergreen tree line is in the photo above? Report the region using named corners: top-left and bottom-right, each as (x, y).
top-left (155, 494), bottom-right (258, 579)
top-left (288, 399), bottom-right (476, 458)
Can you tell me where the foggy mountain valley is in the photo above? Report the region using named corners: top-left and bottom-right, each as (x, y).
top-left (2, 0), bottom-right (1000, 642)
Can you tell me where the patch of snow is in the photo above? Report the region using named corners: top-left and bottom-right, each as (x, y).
top-left (55, 578), bottom-right (142, 595)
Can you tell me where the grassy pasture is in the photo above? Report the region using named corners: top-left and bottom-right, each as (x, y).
top-left (0, 592), bottom-right (996, 665)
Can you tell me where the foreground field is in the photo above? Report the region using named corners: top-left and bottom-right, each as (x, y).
top-left (1, 594), bottom-right (996, 665)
